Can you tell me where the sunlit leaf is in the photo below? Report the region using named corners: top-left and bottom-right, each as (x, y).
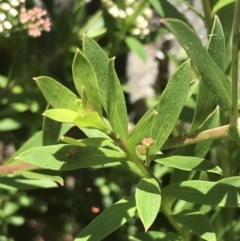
top-left (136, 178), bottom-right (161, 231)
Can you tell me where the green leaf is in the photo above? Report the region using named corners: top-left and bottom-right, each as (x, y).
top-left (0, 175), bottom-right (58, 190)
top-left (135, 178), bottom-right (161, 231)
top-left (128, 106), bottom-right (156, 154)
top-left (170, 108), bottom-right (220, 184)
top-left (20, 171), bottom-right (63, 186)
top-left (189, 16), bottom-right (224, 132)
top-left (43, 108), bottom-right (62, 146)
top-left (162, 18), bottom-right (231, 109)
top-left (83, 35), bottom-right (109, 111)
top-left (163, 180), bottom-right (240, 207)
top-left (129, 231), bottom-right (180, 241)
top-left (149, 60), bottom-right (191, 160)
top-left (75, 196), bottom-right (136, 241)
top-left (172, 210), bottom-right (217, 241)
top-left (212, 0), bottom-right (236, 14)
top-left (149, 0), bottom-right (187, 23)
top-left (72, 50), bottom-right (102, 115)
top-left (44, 109), bottom-right (79, 123)
top-left (125, 37), bottom-right (148, 63)
top-left (6, 124), bottom-right (73, 164)
top-left (35, 76), bottom-right (78, 111)
top-left (107, 58), bottom-right (128, 142)
top-left (15, 144), bottom-right (127, 171)
top-left (74, 112), bottom-right (110, 133)
top-left (61, 137), bottom-right (113, 147)
top-left (154, 156), bottom-right (222, 175)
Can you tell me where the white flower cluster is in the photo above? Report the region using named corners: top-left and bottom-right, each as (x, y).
top-left (102, 0), bottom-right (153, 39)
top-left (0, 0), bottom-right (25, 33)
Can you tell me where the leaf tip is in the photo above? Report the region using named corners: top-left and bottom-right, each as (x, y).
top-left (144, 227), bottom-right (149, 233)
top-left (33, 77), bottom-right (37, 81)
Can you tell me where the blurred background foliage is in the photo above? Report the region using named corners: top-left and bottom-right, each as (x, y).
top-left (0, 0), bottom-right (239, 240)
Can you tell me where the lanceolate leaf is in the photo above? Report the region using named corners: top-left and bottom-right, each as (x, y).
top-left (190, 16), bottom-right (225, 132)
top-left (149, 60), bottom-right (191, 161)
top-left (128, 106), bottom-right (157, 154)
top-left (15, 144), bottom-right (127, 171)
top-left (162, 18), bottom-right (231, 110)
top-left (149, 0), bottom-right (187, 23)
top-left (35, 77), bottom-right (78, 111)
top-left (135, 178), bottom-right (161, 231)
top-left (107, 58), bottom-right (128, 142)
top-left (44, 109), bottom-right (79, 123)
top-left (75, 196), bottom-right (136, 241)
top-left (83, 36), bottom-right (109, 111)
top-left (172, 210), bottom-right (217, 241)
top-left (170, 108), bottom-right (220, 184)
top-left (0, 176), bottom-right (58, 190)
top-left (154, 156), bottom-right (222, 175)
top-left (163, 180), bottom-right (240, 207)
top-left (72, 50), bottom-right (102, 115)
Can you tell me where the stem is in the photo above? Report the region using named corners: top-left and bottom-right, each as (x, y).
top-left (162, 124), bottom-right (230, 150)
top-left (108, 132), bottom-right (154, 178)
top-left (201, 0), bottom-right (213, 35)
top-left (230, 0), bottom-right (240, 127)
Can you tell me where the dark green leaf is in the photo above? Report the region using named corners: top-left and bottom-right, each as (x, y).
top-left (163, 180), bottom-right (240, 207)
top-left (149, 0), bottom-right (187, 23)
top-left (43, 108), bottom-right (62, 146)
top-left (15, 144), bottom-right (127, 171)
top-left (75, 196), bottom-right (136, 241)
top-left (172, 210), bottom-right (216, 241)
top-left (162, 18), bottom-right (231, 109)
top-left (136, 178), bottom-right (161, 231)
top-left (190, 16), bottom-right (224, 131)
top-left (155, 156), bottom-right (222, 175)
top-left (107, 58), bottom-right (128, 142)
top-left (149, 60), bottom-right (191, 160)
top-left (72, 50), bottom-right (102, 115)
top-left (83, 35), bottom-right (109, 111)
top-left (128, 106), bottom-right (156, 154)
top-left (35, 76), bottom-right (78, 111)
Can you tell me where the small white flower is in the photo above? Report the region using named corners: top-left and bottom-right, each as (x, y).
top-left (3, 21), bottom-right (12, 30)
top-left (119, 10), bottom-right (126, 18)
top-left (136, 19), bottom-right (148, 29)
top-left (130, 28), bottom-right (141, 35)
top-left (143, 8), bottom-right (153, 19)
top-left (141, 28), bottom-right (150, 36)
top-left (126, 7), bottom-right (133, 16)
top-left (136, 16), bottom-right (145, 24)
top-left (0, 13), bottom-right (6, 21)
top-left (1, 3), bottom-right (11, 11)
top-left (0, 24), bottom-right (3, 32)
top-left (9, 0), bottom-right (20, 7)
top-left (108, 6), bottom-right (119, 18)
top-left (19, 0), bottom-right (25, 2)
top-left (9, 8), bottom-right (18, 17)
